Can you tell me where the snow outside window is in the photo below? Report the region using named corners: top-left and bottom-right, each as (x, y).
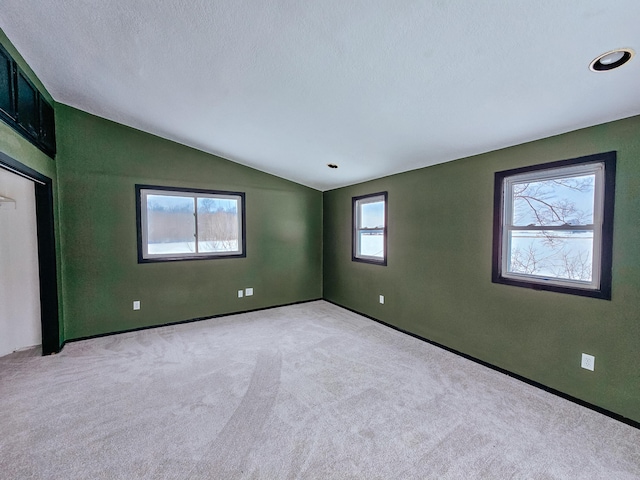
top-left (353, 192), bottom-right (387, 265)
top-left (137, 186), bottom-right (245, 262)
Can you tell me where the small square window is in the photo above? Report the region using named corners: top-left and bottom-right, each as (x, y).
top-left (492, 152), bottom-right (615, 299)
top-left (353, 192), bottom-right (387, 265)
top-left (136, 185), bottom-right (246, 262)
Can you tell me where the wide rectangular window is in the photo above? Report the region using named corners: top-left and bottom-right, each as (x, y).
top-left (353, 192), bottom-right (387, 265)
top-left (492, 152), bottom-right (615, 299)
top-left (136, 185), bottom-right (245, 262)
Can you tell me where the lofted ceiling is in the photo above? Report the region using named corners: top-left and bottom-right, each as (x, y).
top-left (1, 1), bottom-right (639, 191)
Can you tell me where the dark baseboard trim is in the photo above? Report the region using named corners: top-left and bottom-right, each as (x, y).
top-left (63, 298), bottom-right (323, 347)
top-left (324, 299), bottom-right (640, 431)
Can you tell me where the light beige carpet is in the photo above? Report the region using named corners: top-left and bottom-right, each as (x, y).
top-left (1, 301), bottom-right (638, 479)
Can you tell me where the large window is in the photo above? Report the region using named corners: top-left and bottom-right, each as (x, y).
top-left (136, 185), bottom-right (245, 262)
top-left (353, 192), bottom-right (387, 265)
top-left (492, 152), bottom-right (615, 299)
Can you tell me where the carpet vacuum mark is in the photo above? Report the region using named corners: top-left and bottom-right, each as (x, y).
top-left (0, 301), bottom-right (639, 479)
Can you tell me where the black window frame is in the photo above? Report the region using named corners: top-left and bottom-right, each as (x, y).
top-left (352, 191), bottom-right (388, 266)
top-left (492, 152), bottom-right (616, 300)
top-left (136, 184), bottom-right (247, 263)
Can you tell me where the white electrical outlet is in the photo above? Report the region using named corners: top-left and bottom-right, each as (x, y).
top-left (379, 295), bottom-right (384, 304)
top-left (238, 290), bottom-right (244, 298)
top-left (246, 288), bottom-right (254, 296)
top-left (133, 301), bottom-right (140, 310)
top-left (581, 353), bottom-right (595, 371)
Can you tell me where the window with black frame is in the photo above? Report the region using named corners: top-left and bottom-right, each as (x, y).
top-left (492, 152), bottom-right (615, 299)
top-left (136, 185), bottom-right (246, 262)
top-left (352, 191), bottom-right (387, 265)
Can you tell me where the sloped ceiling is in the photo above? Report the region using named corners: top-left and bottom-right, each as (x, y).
top-left (1, 1), bottom-right (639, 190)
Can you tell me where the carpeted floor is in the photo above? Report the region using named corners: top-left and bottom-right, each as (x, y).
top-left (1, 301), bottom-right (639, 479)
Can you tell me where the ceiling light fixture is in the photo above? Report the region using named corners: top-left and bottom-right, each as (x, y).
top-left (327, 163), bottom-right (338, 169)
top-left (589, 48), bottom-right (634, 72)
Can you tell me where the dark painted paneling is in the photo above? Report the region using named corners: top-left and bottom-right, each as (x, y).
top-left (39, 99), bottom-right (56, 154)
top-left (0, 47), bottom-right (13, 117)
top-left (0, 43), bottom-right (56, 158)
top-left (17, 71), bottom-right (38, 137)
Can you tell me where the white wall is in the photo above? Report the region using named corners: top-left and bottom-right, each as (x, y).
top-left (0, 167), bottom-right (41, 356)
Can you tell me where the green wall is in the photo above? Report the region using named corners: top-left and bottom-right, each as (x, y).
top-left (55, 105), bottom-right (322, 339)
top-left (323, 115), bottom-right (640, 423)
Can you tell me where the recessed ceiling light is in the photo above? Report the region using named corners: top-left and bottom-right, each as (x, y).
top-left (327, 163), bottom-right (338, 169)
top-left (590, 48), bottom-right (634, 72)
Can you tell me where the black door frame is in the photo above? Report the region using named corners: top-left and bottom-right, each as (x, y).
top-left (0, 150), bottom-right (60, 355)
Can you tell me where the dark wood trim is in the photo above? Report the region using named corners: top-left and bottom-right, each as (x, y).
top-left (0, 150), bottom-right (48, 183)
top-left (64, 298), bottom-right (323, 344)
top-left (0, 151), bottom-right (61, 355)
top-left (352, 191), bottom-right (388, 266)
top-left (135, 184), bottom-right (144, 262)
top-left (325, 299), bottom-right (640, 430)
top-left (39, 97), bottom-right (56, 154)
top-left (492, 151), bottom-right (616, 300)
top-left (600, 154), bottom-right (616, 300)
top-left (135, 184), bottom-right (247, 263)
top-left (34, 181), bottom-right (60, 354)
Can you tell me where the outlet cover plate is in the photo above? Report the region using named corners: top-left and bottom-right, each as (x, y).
top-left (581, 353), bottom-right (595, 371)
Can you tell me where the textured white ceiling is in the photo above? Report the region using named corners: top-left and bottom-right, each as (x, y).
top-left (1, 1), bottom-right (639, 190)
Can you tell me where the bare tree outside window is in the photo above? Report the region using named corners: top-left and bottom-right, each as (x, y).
top-left (509, 175), bottom-right (595, 281)
top-left (197, 198), bottom-right (239, 252)
top-left (493, 153), bottom-right (615, 299)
